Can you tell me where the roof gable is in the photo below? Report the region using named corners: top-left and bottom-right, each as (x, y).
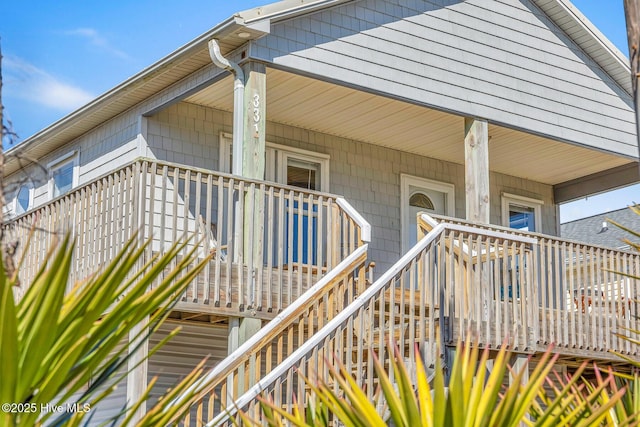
top-left (249, 0), bottom-right (635, 157)
top-left (240, 0), bottom-right (631, 94)
top-left (8, 0), bottom-right (636, 170)
top-left (532, 0), bottom-right (630, 94)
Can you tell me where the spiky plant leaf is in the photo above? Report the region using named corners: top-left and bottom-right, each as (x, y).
top-left (250, 339), bottom-right (632, 427)
top-left (0, 232), bottom-right (213, 426)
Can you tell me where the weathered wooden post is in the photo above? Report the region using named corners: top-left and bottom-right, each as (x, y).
top-left (242, 62), bottom-right (267, 310)
top-left (464, 117), bottom-right (490, 224)
top-left (228, 61), bottom-right (267, 398)
top-left (624, 0), bottom-right (640, 162)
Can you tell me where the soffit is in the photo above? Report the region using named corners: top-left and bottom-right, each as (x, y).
top-left (185, 68), bottom-right (631, 185)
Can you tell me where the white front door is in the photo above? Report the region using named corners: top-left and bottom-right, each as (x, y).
top-left (401, 175), bottom-right (455, 252)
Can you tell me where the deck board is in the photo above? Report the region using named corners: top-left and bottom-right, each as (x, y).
top-left (171, 260), bottom-right (324, 319)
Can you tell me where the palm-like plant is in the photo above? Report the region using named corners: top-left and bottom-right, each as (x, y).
top-left (604, 204), bottom-right (640, 423)
top-left (247, 341), bottom-right (631, 427)
top-left (608, 204), bottom-right (640, 253)
top-left (0, 233), bottom-right (211, 426)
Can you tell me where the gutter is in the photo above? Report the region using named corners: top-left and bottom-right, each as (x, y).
top-left (239, 0), bottom-right (354, 25)
top-left (208, 39), bottom-right (245, 175)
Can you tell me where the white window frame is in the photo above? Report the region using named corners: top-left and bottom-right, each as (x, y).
top-left (48, 151), bottom-right (79, 199)
top-left (13, 184), bottom-right (34, 216)
top-left (501, 192), bottom-right (543, 232)
top-left (219, 133), bottom-right (234, 173)
top-left (400, 174), bottom-right (455, 251)
top-left (277, 146), bottom-right (329, 192)
top-left (219, 133), bottom-right (330, 190)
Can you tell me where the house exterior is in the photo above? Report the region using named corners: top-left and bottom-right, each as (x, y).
top-left (3, 0), bottom-right (640, 423)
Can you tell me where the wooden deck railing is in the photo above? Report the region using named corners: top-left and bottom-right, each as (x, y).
top-left (211, 215), bottom-right (640, 424)
top-left (421, 214), bottom-right (640, 357)
top-left (170, 245), bottom-right (369, 426)
top-left (2, 159), bottom-right (370, 315)
top-left (3, 162), bottom-right (142, 293)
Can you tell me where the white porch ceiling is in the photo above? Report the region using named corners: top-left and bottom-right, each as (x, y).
top-left (185, 68), bottom-right (631, 185)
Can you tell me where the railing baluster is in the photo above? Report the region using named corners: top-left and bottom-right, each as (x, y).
top-left (204, 173), bottom-right (212, 305)
top-left (306, 193), bottom-right (314, 291)
top-left (266, 186), bottom-right (274, 310)
top-left (213, 175), bottom-right (223, 305)
top-left (256, 183), bottom-right (265, 310)
top-left (166, 165), bottom-right (178, 275)
top-left (246, 182), bottom-right (255, 308)
top-left (567, 242), bottom-right (575, 349)
top-left (225, 178), bottom-right (234, 307)
top-left (296, 191), bottom-right (303, 299)
top-left (276, 188), bottom-right (285, 312)
top-left (182, 169), bottom-right (191, 298)
top-left (123, 166), bottom-right (132, 254)
top-left (147, 163), bottom-right (157, 288)
top-left (237, 180), bottom-right (245, 308)
top-left (157, 166), bottom-right (168, 282)
top-left (193, 171), bottom-right (202, 302)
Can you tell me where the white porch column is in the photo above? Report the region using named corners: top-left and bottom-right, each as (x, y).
top-left (464, 117), bottom-right (490, 223)
top-left (510, 355), bottom-right (530, 426)
top-left (126, 319), bottom-right (148, 423)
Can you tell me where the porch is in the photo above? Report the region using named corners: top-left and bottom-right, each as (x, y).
top-left (175, 213), bottom-right (640, 425)
top-left (419, 213), bottom-right (640, 364)
top-left (2, 158), bottom-right (370, 319)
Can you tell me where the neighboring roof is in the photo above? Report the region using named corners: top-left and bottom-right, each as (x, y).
top-left (5, 0), bottom-right (632, 175)
top-left (561, 206), bottom-right (640, 250)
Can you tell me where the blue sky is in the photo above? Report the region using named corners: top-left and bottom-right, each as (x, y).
top-left (1, 0), bottom-right (638, 222)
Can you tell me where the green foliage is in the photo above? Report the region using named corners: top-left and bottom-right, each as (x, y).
top-left (0, 233), bottom-right (211, 426)
top-left (248, 341), bottom-right (633, 427)
top-left (607, 204), bottom-right (640, 252)
top-left (240, 204), bottom-right (640, 427)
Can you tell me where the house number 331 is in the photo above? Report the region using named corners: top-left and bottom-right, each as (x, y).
top-left (252, 93), bottom-right (260, 136)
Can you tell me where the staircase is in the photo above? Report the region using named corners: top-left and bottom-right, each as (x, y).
top-left (172, 212), bottom-right (640, 426)
top-left (168, 245), bottom-right (370, 425)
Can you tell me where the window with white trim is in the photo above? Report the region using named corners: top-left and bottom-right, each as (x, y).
top-left (501, 193), bottom-right (543, 232)
top-left (219, 133), bottom-right (329, 190)
top-left (48, 152), bottom-right (79, 199)
top-left (279, 150), bottom-right (329, 191)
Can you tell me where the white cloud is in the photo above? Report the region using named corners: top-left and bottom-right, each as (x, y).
top-left (3, 56), bottom-right (95, 111)
top-left (64, 27), bottom-right (130, 60)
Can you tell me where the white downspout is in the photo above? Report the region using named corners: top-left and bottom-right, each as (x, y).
top-left (208, 39), bottom-right (244, 175)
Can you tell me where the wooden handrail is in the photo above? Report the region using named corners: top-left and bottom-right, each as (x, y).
top-left (213, 215), bottom-right (640, 424)
top-left (336, 197), bottom-right (371, 243)
top-left (170, 245), bottom-right (369, 425)
top-left (211, 221), bottom-right (536, 425)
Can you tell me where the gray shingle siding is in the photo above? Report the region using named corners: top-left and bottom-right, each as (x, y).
top-left (251, 0), bottom-right (635, 157)
top-left (148, 102), bottom-right (556, 271)
top-left (5, 111), bottom-right (140, 211)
